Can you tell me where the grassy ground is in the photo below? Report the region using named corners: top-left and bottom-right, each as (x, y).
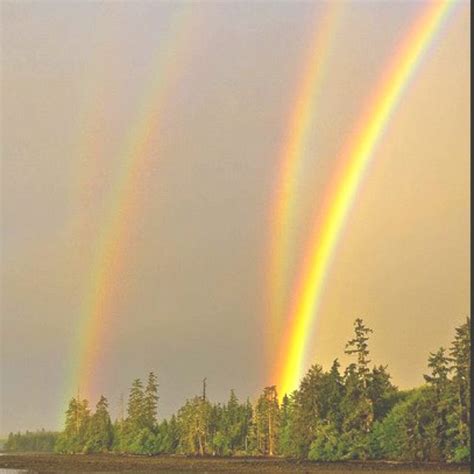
top-left (0, 453), bottom-right (470, 473)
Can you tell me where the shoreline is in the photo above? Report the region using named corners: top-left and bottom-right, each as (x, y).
top-left (0, 453), bottom-right (470, 473)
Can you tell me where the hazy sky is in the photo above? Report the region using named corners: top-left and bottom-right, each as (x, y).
top-left (1, 1), bottom-right (469, 434)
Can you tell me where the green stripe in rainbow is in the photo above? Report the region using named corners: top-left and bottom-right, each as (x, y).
top-left (62, 8), bottom-right (195, 413)
top-left (275, 0), bottom-right (457, 397)
top-left (267, 2), bottom-right (343, 354)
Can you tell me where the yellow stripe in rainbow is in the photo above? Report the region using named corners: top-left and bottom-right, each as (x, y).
top-left (64, 8), bottom-right (195, 408)
top-left (275, 0), bottom-right (456, 397)
top-left (268, 2), bottom-right (343, 353)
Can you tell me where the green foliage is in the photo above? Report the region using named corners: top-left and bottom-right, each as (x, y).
top-left (84, 396), bottom-right (113, 453)
top-left (204, 390), bottom-right (254, 456)
top-left (345, 318), bottom-right (373, 384)
top-left (177, 396), bottom-right (211, 455)
top-left (126, 378), bottom-right (146, 431)
top-left (447, 317), bottom-right (470, 462)
top-left (254, 386), bottom-right (279, 455)
top-left (4, 430), bottom-right (58, 452)
top-left (308, 422), bottom-right (342, 461)
top-left (144, 372), bottom-right (159, 429)
top-left (155, 416), bottom-right (179, 453)
top-left (343, 319), bottom-right (375, 445)
top-left (368, 386), bottom-right (438, 461)
top-left (55, 397), bottom-right (91, 453)
top-left (52, 318), bottom-right (470, 463)
top-left (277, 394), bottom-right (293, 456)
top-left (424, 348), bottom-right (451, 459)
top-left (368, 365), bottom-right (398, 421)
top-left (284, 364), bottom-right (327, 458)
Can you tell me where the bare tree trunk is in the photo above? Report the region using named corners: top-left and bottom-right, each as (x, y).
top-left (268, 406), bottom-right (273, 456)
top-left (198, 432), bottom-right (204, 456)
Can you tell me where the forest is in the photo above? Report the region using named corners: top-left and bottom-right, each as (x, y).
top-left (4, 318), bottom-right (470, 463)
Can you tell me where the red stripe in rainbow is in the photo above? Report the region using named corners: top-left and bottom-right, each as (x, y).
top-left (275, 0), bottom-right (456, 397)
top-left (268, 2), bottom-right (343, 354)
top-left (64, 8), bottom-right (195, 408)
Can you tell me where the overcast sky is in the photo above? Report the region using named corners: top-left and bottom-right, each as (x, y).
top-left (1, 0), bottom-right (469, 434)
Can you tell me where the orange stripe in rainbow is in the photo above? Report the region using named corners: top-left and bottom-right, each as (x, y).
top-left (275, 0), bottom-right (456, 397)
top-left (63, 8), bottom-right (195, 409)
top-left (268, 2), bottom-right (343, 356)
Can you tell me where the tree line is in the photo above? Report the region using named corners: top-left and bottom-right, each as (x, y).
top-left (3, 430), bottom-right (58, 452)
top-left (4, 318), bottom-right (470, 463)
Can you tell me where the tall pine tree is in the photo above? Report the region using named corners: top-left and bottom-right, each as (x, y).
top-left (144, 372), bottom-right (159, 429)
top-left (85, 395), bottom-right (113, 453)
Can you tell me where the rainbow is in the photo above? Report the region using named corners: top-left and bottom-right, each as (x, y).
top-left (275, 0), bottom-right (457, 397)
top-left (268, 2), bottom-right (343, 355)
top-left (62, 8), bottom-right (195, 411)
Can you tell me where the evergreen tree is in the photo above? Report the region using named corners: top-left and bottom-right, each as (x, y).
top-left (370, 387), bottom-right (436, 461)
top-left (254, 386), bottom-right (279, 455)
top-left (225, 390), bottom-right (240, 452)
top-left (144, 372), bottom-right (159, 429)
top-left (278, 394), bottom-right (293, 456)
top-left (4, 430), bottom-right (58, 452)
top-left (55, 397), bottom-right (91, 453)
top-left (342, 319), bottom-right (375, 459)
top-left (177, 396), bottom-right (211, 455)
top-left (424, 348), bottom-right (450, 390)
top-left (50, 317), bottom-right (471, 462)
top-left (117, 378), bottom-right (151, 453)
top-left (242, 398), bottom-right (255, 454)
top-left (84, 395), bottom-right (113, 453)
top-left (209, 403), bottom-right (227, 456)
top-left (448, 318), bottom-right (470, 461)
top-left (345, 318), bottom-right (373, 389)
top-left (307, 361), bottom-right (346, 461)
top-left (127, 378), bottom-right (146, 430)
top-left (321, 359), bottom-right (345, 428)
top-left (289, 364), bottom-right (326, 458)
top-left (308, 422), bottom-right (342, 461)
top-left (424, 347), bottom-right (450, 459)
top-left (157, 415), bottom-right (179, 453)
top-left (208, 390), bottom-right (245, 455)
top-left (368, 365), bottom-right (398, 421)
